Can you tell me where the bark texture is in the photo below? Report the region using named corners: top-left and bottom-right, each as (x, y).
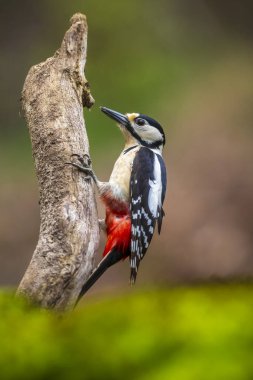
top-left (17, 13), bottom-right (100, 310)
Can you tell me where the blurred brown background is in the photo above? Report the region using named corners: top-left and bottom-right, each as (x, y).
top-left (0, 0), bottom-right (253, 291)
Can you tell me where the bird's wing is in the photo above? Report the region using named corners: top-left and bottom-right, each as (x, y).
top-left (130, 147), bottom-right (167, 283)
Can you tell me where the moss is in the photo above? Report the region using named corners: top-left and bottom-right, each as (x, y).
top-left (1, 284), bottom-right (253, 380)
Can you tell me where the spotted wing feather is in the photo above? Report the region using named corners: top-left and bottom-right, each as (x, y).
top-left (130, 147), bottom-right (166, 283)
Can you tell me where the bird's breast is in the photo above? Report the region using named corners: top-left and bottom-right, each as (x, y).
top-left (109, 146), bottom-right (139, 202)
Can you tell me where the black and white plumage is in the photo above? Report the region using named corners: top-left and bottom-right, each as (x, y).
top-left (69, 106), bottom-right (167, 301)
top-left (100, 107), bottom-right (167, 284)
top-left (130, 147), bottom-right (167, 283)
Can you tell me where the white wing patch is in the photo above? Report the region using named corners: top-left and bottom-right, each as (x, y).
top-left (148, 154), bottom-right (162, 217)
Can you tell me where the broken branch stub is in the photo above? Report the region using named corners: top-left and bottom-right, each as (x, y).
top-left (17, 13), bottom-right (99, 310)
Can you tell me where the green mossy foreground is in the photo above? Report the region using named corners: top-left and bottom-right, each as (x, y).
top-left (1, 284), bottom-right (253, 380)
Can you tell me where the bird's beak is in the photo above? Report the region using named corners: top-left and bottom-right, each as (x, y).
top-left (100, 107), bottom-right (129, 127)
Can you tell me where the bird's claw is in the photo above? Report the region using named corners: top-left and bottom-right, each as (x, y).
top-left (65, 161), bottom-right (90, 173)
top-left (65, 153), bottom-right (93, 180)
top-left (70, 153), bottom-right (92, 167)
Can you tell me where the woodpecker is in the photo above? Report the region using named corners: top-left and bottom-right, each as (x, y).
top-left (68, 107), bottom-right (167, 302)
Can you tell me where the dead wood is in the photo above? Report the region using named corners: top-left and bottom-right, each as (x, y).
top-left (17, 13), bottom-right (99, 310)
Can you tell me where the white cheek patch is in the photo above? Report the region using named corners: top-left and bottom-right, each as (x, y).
top-left (148, 154), bottom-right (162, 218)
top-left (139, 126), bottom-right (162, 143)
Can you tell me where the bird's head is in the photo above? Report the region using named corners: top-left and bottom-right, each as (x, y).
top-left (101, 107), bottom-right (165, 150)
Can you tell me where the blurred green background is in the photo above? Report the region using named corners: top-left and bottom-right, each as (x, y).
top-left (1, 284), bottom-right (253, 380)
top-left (1, 0), bottom-right (253, 288)
top-left (1, 1), bottom-right (253, 378)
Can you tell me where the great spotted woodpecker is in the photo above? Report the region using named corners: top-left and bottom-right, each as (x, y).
top-left (68, 107), bottom-right (167, 301)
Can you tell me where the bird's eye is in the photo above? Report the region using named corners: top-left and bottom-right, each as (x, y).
top-left (136, 118), bottom-right (146, 126)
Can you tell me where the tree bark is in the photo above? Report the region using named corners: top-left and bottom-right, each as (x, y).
top-left (17, 13), bottom-right (100, 310)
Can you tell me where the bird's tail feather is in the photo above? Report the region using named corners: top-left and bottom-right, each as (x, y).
top-left (75, 248), bottom-right (122, 306)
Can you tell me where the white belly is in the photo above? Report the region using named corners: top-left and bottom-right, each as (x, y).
top-left (109, 146), bottom-right (139, 202)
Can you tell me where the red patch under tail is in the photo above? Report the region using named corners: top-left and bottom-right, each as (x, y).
top-left (103, 208), bottom-right (131, 258)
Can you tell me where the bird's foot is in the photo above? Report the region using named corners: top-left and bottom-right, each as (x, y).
top-left (65, 153), bottom-right (94, 181)
top-left (71, 153), bottom-right (92, 167)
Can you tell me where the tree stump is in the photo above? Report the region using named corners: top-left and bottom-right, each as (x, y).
top-left (17, 13), bottom-right (100, 310)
